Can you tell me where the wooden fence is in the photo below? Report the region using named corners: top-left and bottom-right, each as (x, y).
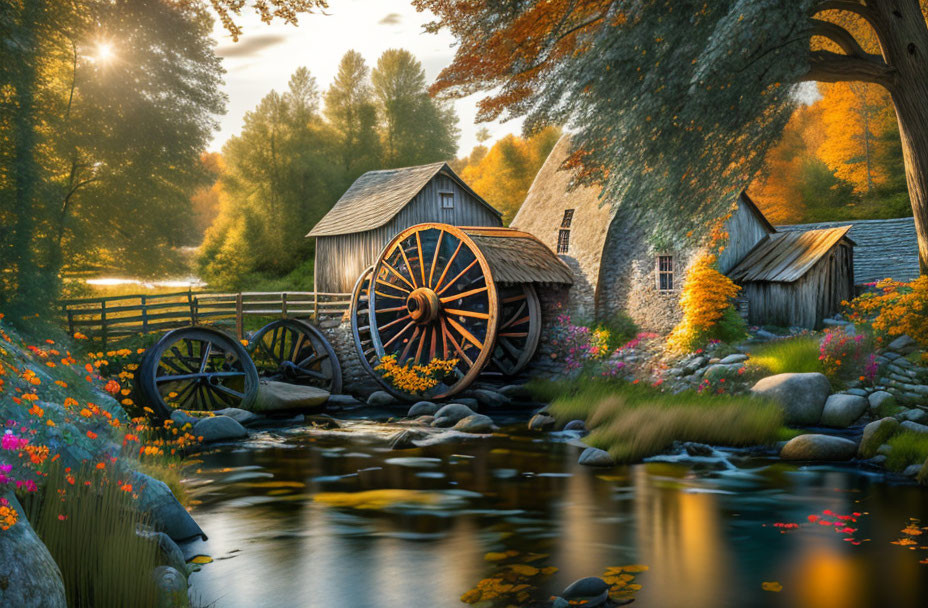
top-left (60, 290), bottom-right (352, 346)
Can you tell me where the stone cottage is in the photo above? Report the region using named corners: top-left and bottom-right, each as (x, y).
top-left (511, 136), bottom-right (856, 331)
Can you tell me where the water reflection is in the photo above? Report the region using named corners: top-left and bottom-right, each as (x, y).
top-left (186, 424), bottom-right (928, 608)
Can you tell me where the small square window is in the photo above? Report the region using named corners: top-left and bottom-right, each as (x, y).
top-left (657, 255), bottom-right (674, 291)
top-left (561, 209), bottom-right (575, 228)
top-left (440, 192), bottom-right (454, 209)
top-left (557, 229), bottom-right (570, 254)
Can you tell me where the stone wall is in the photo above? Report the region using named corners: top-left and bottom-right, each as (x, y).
top-left (316, 312), bottom-right (381, 397)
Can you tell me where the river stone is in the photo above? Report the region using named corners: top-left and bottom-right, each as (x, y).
top-left (132, 472), bottom-right (206, 542)
top-left (433, 403), bottom-right (476, 425)
top-left (750, 373), bottom-right (831, 425)
top-left (367, 390), bottom-right (397, 407)
top-left (900, 408), bottom-right (928, 424)
top-left (868, 391), bottom-right (897, 413)
top-left (901, 420), bottom-right (928, 435)
top-left (193, 416), bottom-right (248, 443)
top-left (903, 464), bottom-right (923, 477)
top-left (551, 598), bottom-right (570, 608)
top-left (703, 363), bottom-right (742, 381)
top-left (305, 414), bottom-right (342, 429)
top-left (563, 419), bottom-right (587, 432)
top-left (170, 410), bottom-right (199, 429)
top-left (0, 493), bottom-right (67, 608)
top-left (780, 434), bottom-right (857, 461)
top-left (820, 394), bottom-right (869, 428)
top-left (326, 394), bottom-right (365, 408)
top-left (528, 413), bottom-right (556, 431)
top-left (213, 407), bottom-right (260, 426)
top-left (719, 354), bottom-right (748, 365)
top-left (153, 566), bottom-right (189, 608)
top-left (472, 389), bottom-right (511, 408)
top-left (499, 384), bottom-right (533, 401)
top-left (453, 414), bottom-right (496, 433)
top-left (859, 417), bottom-right (901, 458)
top-left (562, 576), bottom-right (611, 600)
top-left (888, 334), bottom-right (916, 354)
top-left (137, 529), bottom-right (187, 574)
top-left (684, 442), bottom-right (714, 457)
top-left (408, 401), bottom-right (439, 417)
top-left (578, 447), bottom-right (615, 467)
top-left (254, 380), bottom-right (329, 412)
top-left (390, 430), bottom-right (418, 450)
top-left (455, 397), bottom-right (480, 410)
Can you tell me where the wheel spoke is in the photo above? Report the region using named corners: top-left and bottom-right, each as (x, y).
top-left (290, 331), bottom-right (305, 362)
top-left (379, 313), bottom-right (412, 332)
top-left (502, 293), bottom-right (526, 304)
top-left (429, 325), bottom-right (438, 360)
top-left (440, 317), bottom-right (473, 368)
top-left (374, 289), bottom-right (406, 300)
top-left (498, 331), bottom-right (529, 338)
top-left (383, 321), bottom-right (415, 350)
top-left (399, 326), bottom-right (421, 363)
top-left (498, 336), bottom-right (522, 360)
top-left (397, 240), bottom-right (418, 289)
top-left (439, 285), bottom-right (489, 304)
top-left (198, 342), bottom-right (212, 373)
top-left (156, 373), bottom-right (202, 383)
top-left (436, 258), bottom-right (478, 296)
top-left (213, 383), bottom-right (245, 399)
top-left (433, 239), bottom-right (463, 292)
top-left (258, 339), bottom-right (280, 365)
top-left (427, 229), bottom-right (445, 288)
top-left (415, 231), bottom-right (428, 288)
top-left (414, 326), bottom-right (427, 363)
top-left (297, 352), bottom-right (329, 368)
top-left (375, 278), bottom-right (410, 294)
top-left (443, 308), bottom-right (490, 320)
top-left (446, 316), bottom-right (484, 350)
top-left (382, 262), bottom-right (416, 291)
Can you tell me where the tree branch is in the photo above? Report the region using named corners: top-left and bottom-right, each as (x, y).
top-left (813, 0), bottom-right (889, 55)
top-left (801, 49), bottom-right (896, 88)
top-left (810, 18), bottom-right (876, 59)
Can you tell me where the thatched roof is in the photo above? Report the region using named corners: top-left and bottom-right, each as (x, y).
top-left (728, 226), bottom-right (854, 283)
top-left (778, 217), bottom-right (918, 284)
top-left (462, 227), bottom-right (574, 285)
top-left (307, 162), bottom-right (500, 237)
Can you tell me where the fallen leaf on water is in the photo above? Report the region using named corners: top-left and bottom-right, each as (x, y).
top-left (484, 552), bottom-right (509, 562)
top-left (189, 555), bottom-right (213, 565)
top-left (507, 564), bottom-right (539, 576)
top-left (762, 581), bottom-right (783, 592)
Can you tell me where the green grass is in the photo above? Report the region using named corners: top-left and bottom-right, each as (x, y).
top-left (747, 336), bottom-right (823, 375)
top-left (540, 379), bottom-right (785, 462)
top-left (132, 457), bottom-right (190, 508)
top-left (885, 431), bottom-right (928, 472)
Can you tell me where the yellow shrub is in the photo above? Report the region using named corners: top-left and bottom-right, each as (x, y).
top-left (844, 277), bottom-right (928, 351)
top-left (375, 355), bottom-right (459, 395)
top-left (667, 252), bottom-right (742, 353)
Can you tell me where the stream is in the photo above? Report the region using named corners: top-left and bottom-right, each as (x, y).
top-left (183, 414), bottom-right (928, 608)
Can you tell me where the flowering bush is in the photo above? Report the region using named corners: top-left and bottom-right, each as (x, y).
top-left (844, 277), bottom-right (928, 357)
top-left (819, 327), bottom-right (877, 385)
top-left (375, 355), bottom-right (459, 395)
top-left (0, 496), bottom-right (16, 530)
top-left (667, 253), bottom-right (745, 353)
top-left (548, 312), bottom-right (613, 369)
top-left (697, 364), bottom-right (748, 395)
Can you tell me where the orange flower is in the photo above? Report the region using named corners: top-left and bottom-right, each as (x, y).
top-left (86, 431), bottom-right (97, 440)
top-left (95, 461), bottom-right (105, 469)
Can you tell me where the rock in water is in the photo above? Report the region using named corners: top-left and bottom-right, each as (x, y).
top-left (432, 403), bottom-right (476, 425)
top-left (254, 380), bottom-right (329, 413)
top-left (453, 414), bottom-right (497, 433)
top-left (213, 407), bottom-right (260, 426)
top-left (750, 373), bottom-right (831, 425)
top-left (472, 389), bottom-right (511, 408)
top-left (137, 529), bottom-right (187, 574)
top-left (562, 577), bottom-right (611, 600)
top-left (820, 394), bottom-right (869, 428)
top-left (780, 434), bottom-right (857, 461)
top-left (367, 390), bottom-right (397, 407)
top-left (859, 417), bottom-right (901, 458)
top-left (170, 410), bottom-right (199, 429)
top-left (193, 416), bottom-right (248, 443)
top-left (578, 447), bottom-right (615, 467)
top-left (390, 430), bottom-right (426, 450)
top-left (153, 566), bottom-right (189, 608)
top-left (563, 419), bottom-right (587, 432)
top-left (408, 401), bottom-right (439, 417)
top-left (499, 384), bottom-right (533, 401)
top-left (132, 473), bottom-right (206, 542)
top-left (0, 493), bottom-right (67, 608)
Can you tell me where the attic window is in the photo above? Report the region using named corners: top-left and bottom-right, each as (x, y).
top-left (440, 191), bottom-right (455, 209)
top-left (557, 229), bottom-right (570, 254)
top-left (561, 209), bottom-right (575, 228)
top-left (657, 255), bottom-right (674, 291)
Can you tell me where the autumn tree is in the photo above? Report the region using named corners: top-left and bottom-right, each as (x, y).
top-left (415, 0), bottom-right (928, 273)
top-left (324, 50), bottom-right (381, 182)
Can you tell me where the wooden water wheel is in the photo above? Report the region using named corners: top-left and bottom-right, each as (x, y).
top-left (349, 224), bottom-right (566, 401)
top-left (248, 319), bottom-right (342, 393)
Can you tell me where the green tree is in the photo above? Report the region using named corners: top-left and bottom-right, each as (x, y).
top-left (324, 50), bottom-right (381, 181)
top-left (371, 49), bottom-right (459, 167)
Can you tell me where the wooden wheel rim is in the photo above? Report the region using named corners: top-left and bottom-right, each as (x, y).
top-left (350, 266), bottom-right (405, 398)
top-left (248, 319), bottom-right (342, 394)
top-left (137, 326), bottom-right (258, 420)
top-left (489, 283), bottom-right (542, 376)
top-left (368, 223), bottom-right (499, 400)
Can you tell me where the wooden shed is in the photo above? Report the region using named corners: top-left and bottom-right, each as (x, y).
top-left (307, 162), bottom-right (503, 293)
top-left (728, 226), bottom-right (855, 329)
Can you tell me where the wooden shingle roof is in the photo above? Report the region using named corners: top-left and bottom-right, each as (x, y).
top-left (307, 162), bottom-right (500, 237)
top-left (728, 226), bottom-right (854, 283)
top-left (778, 217), bottom-right (918, 284)
top-left (462, 227), bottom-right (574, 285)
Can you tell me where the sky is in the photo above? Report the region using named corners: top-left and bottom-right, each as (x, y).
top-left (209, 0), bottom-right (523, 156)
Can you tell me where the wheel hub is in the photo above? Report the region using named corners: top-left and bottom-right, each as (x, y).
top-left (406, 288), bottom-right (440, 324)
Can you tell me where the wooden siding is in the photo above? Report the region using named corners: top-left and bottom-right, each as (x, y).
top-left (313, 174), bottom-right (502, 293)
top-left (717, 196), bottom-right (775, 274)
top-left (741, 242), bottom-right (854, 329)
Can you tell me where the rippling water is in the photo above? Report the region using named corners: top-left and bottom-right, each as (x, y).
top-left (184, 419), bottom-right (928, 608)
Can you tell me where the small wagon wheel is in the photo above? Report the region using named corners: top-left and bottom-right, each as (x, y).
top-left (349, 266), bottom-right (386, 385)
top-left (487, 283), bottom-right (542, 376)
top-left (137, 327), bottom-right (258, 420)
top-left (248, 319), bottom-right (342, 394)
top-left (368, 224), bottom-right (499, 400)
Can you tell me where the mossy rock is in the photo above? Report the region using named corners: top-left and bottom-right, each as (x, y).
top-left (859, 417), bottom-right (901, 459)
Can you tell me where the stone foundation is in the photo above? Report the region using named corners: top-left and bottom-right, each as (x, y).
top-left (315, 312), bottom-right (381, 397)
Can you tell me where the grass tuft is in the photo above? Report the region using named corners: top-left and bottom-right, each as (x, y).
top-left (747, 336), bottom-right (823, 375)
top-left (885, 431), bottom-right (928, 472)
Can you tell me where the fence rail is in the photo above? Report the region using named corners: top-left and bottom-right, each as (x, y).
top-left (60, 290), bottom-right (352, 346)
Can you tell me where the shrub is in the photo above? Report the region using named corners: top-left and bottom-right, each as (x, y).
top-left (819, 327), bottom-right (877, 386)
top-left (667, 253), bottom-right (745, 353)
top-left (748, 336), bottom-right (823, 375)
top-left (593, 313), bottom-right (640, 351)
top-left (548, 312), bottom-right (611, 369)
top-left (845, 277), bottom-right (928, 354)
top-left (885, 431), bottom-right (928, 472)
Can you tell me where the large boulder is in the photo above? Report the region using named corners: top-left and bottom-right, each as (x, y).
top-left (193, 416), bottom-right (248, 443)
top-left (750, 373), bottom-right (831, 425)
top-left (780, 434), bottom-right (857, 461)
top-left (431, 403), bottom-right (476, 428)
top-left (132, 472), bottom-right (205, 542)
top-left (453, 414), bottom-right (497, 434)
top-left (859, 417), bottom-right (901, 458)
top-left (254, 380), bottom-right (329, 413)
top-left (0, 494), bottom-right (67, 608)
top-left (820, 394), bottom-right (869, 428)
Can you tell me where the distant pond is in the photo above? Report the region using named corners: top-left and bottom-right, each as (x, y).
top-left (184, 418), bottom-right (928, 608)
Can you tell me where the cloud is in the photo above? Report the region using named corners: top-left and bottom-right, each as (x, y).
top-left (378, 13), bottom-right (402, 26)
top-left (216, 34), bottom-right (287, 58)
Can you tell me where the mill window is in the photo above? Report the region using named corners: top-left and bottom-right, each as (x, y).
top-left (557, 229), bottom-right (570, 254)
top-left (657, 255), bottom-right (674, 291)
top-left (439, 192), bottom-right (455, 209)
top-left (561, 208), bottom-right (575, 228)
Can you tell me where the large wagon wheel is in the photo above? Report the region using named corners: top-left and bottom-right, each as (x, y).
top-left (367, 224), bottom-right (499, 400)
top-left (486, 283), bottom-right (542, 376)
top-left (248, 319), bottom-right (342, 394)
top-left (349, 266), bottom-right (384, 384)
top-left (137, 327), bottom-right (259, 420)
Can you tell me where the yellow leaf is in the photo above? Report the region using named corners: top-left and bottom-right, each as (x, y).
top-left (189, 555), bottom-right (213, 565)
top-left (762, 581), bottom-right (783, 592)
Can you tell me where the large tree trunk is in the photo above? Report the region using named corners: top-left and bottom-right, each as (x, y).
top-left (870, 0), bottom-right (928, 274)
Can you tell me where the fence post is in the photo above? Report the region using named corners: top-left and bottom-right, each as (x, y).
top-left (281, 292), bottom-right (288, 319)
top-left (188, 290), bottom-right (198, 326)
top-left (141, 295), bottom-right (148, 333)
top-left (66, 308), bottom-right (74, 337)
top-left (100, 299), bottom-right (108, 351)
top-left (235, 293), bottom-right (244, 340)
top-left (313, 291), bottom-right (319, 322)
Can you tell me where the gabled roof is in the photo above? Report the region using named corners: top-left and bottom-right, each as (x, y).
top-left (738, 191), bottom-right (777, 234)
top-left (728, 226), bottom-right (854, 283)
top-left (307, 162), bottom-right (501, 237)
top-left (778, 217), bottom-right (918, 284)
